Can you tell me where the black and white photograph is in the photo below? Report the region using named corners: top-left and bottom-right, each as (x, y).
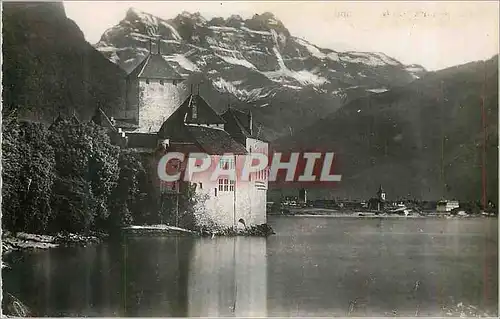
top-left (1, 1), bottom-right (499, 317)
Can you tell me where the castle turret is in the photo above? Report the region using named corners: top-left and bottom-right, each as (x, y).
top-left (119, 37), bottom-right (186, 133)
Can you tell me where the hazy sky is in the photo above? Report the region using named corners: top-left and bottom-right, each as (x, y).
top-left (64, 1), bottom-right (499, 71)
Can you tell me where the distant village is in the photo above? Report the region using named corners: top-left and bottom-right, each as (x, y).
top-left (268, 185), bottom-right (497, 217)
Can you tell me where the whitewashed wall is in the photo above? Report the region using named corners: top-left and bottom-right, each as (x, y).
top-left (237, 138), bottom-right (269, 226)
top-left (190, 155), bottom-right (236, 228)
top-left (136, 79), bottom-right (186, 132)
top-left (190, 142), bottom-right (268, 228)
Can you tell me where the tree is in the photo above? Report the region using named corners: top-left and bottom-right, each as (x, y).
top-left (48, 120), bottom-right (119, 233)
top-left (2, 119), bottom-right (55, 233)
top-left (108, 152), bottom-right (145, 229)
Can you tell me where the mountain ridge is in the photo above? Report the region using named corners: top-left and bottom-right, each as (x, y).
top-left (273, 55), bottom-right (498, 202)
top-left (95, 7), bottom-right (426, 140)
top-left (2, 2), bottom-right (127, 123)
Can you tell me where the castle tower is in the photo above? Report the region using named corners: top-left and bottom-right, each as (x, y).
top-left (119, 38), bottom-right (186, 133)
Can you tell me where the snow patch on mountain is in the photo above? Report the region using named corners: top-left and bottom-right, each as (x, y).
top-left (129, 7), bottom-right (182, 40)
top-left (160, 20), bottom-right (182, 40)
top-left (264, 47), bottom-right (328, 86)
top-left (130, 32), bottom-right (152, 42)
top-left (295, 38), bottom-right (327, 59)
top-left (284, 84), bottom-right (302, 90)
top-left (241, 26), bottom-right (272, 36)
top-left (341, 52), bottom-right (400, 67)
top-left (327, 52), bottom-right (340, 62)
top-left (367, 88), bottom-right (389, 93)
top-left (215, 52), bottom-right (257, 70)
top-left (372, 52), bottom-right (401, 66)
top-left (97, 46), bottom-right (118, 52)
top-left (208, 25), bottom-right (239, 32)
top-left (212, 78), bottom-right (277, 102)
top-left (405, 64), bottom-right (426, 79)
top-left (165, 54), bottom-right (200, 72)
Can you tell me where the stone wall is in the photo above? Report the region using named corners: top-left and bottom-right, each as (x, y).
top-left (136, 79), bottom-right (187, 133)
top-left (190, 151), bottom-right (268, 228)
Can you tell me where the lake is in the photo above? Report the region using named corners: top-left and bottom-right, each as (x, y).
top-left (2, 216), bottom-right (498, 317)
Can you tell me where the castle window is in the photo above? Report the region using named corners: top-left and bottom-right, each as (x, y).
top-left (146, 79), bottom-right (150, 84)
top-left (218, 178), bottom-right (234, 192)
top-left (192, 105), bottom-right (197, 119)
top-left (219, 158), bottom-right (234, 170)
top-left (199, 182), bottom-right (203, 189)
top-left (160, 80), bottom-right (164, 85)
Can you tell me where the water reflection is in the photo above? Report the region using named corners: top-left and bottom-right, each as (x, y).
top-left (2, 217), bottom-right (497, 317)
top-left (3, 236), bottom-right (267, 317)
top-left (187, 237), bottom-right (267, 317)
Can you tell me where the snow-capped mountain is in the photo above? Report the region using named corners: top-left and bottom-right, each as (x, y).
top-left (95, 8), bottom-right (426, 140)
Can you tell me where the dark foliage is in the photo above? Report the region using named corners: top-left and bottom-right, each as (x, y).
top-left (2, 118), bottom-right (55, 233)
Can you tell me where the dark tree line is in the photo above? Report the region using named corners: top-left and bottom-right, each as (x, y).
top-left (2, 117), bottom-right (200, 235)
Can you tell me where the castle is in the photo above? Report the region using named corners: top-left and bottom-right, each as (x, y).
top-left (92, 41), bottom-right (268, 228)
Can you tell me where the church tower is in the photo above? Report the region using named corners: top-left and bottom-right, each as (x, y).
top-left (377, 185), bottom-right (386, 202)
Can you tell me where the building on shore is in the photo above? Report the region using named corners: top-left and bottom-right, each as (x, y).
top-left (368, 185), bottom-right (386, 211)
top-left (298, 188), bottom-right (307, 206)
top-left (436, 200), bottom-right (460, 213)
top-left (92, 41), bottom-right (268, 228)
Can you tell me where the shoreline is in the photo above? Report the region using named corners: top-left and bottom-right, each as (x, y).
top-left (268, 212), bottom-right (495, 219)
top-left (2, 222), bottom-right (276, 257)
top-left (2, 231), bottom-right (104, 258)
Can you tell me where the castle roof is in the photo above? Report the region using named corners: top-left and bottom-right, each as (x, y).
top-left (186, 126), bottom-right (247, 155)
top-left (48, 113), bottom-right (65, 130)
top-left (158, 94), bottom-right (226, 130)
top-left (222, 107), bottom-right (269, 143)
top-left (129, 53), bottom-right (183, 80)
top-left (221, 108), bottom-right (252, 144)
top-left (91, 108), bottom-right (117, 132)
top-left (183, 94), bottom-right (227, 125)
top-left (158, 94), bottom-right (247, 155)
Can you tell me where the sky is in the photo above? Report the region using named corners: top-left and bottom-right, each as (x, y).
top-left (63, 1), bottom-right (499, 71)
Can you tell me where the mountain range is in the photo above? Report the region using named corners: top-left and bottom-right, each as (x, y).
top-left (2, 3), bottom-right (497, 202)
top-left (95, 8), bottom-right (426, 140)
top-left (274, 56), bottom-right (498, 202)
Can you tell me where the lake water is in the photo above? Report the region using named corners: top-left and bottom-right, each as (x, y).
top-left (3, 216), bottom-right (498, 317)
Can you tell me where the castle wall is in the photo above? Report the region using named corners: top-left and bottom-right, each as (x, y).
top-left (190, 150), bottom-right (268, 228)
top-left (236, 138), bottom-right (269, 226)
top-left (116, 77), bottom-right (140, 122)
top-left (135, 79), bottom-right (184, 133)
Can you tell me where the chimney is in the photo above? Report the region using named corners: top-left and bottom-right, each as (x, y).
top-left (248, 110), bottom-right (253, 135)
